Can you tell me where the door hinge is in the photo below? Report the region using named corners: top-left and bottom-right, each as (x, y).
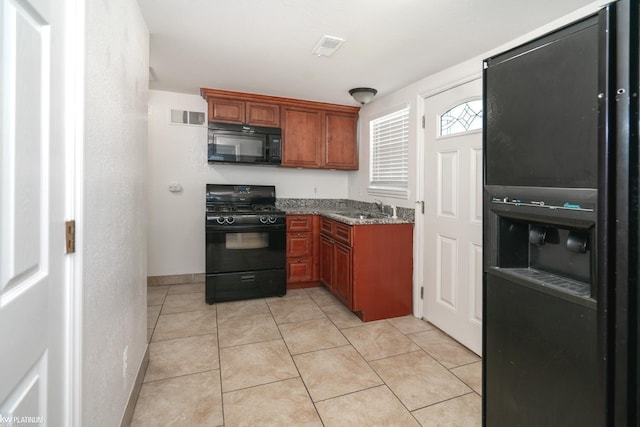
top-left (65, 220), bottom-right (76, 254)
top-left (422, 115), bottom-right (425, 128)
top-left (420, 286), bottom-right (424, 300)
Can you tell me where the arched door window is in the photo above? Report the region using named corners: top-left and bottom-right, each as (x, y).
top-left (439, 99), bottom-right (482, 136)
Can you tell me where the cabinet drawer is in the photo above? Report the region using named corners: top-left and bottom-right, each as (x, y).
top-left (287, 215), bottom-right (313, 232)
top-left (320, 218), bottom-right (333, 235)
top-left (333, 222), bottom-right (352, 245)
top-left (286, 232), bottom-right (313, 257)
top-left (287, 257), bottom-right (314, 283)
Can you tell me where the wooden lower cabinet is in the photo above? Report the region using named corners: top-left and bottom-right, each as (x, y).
top-left (286, 214), bottom-right (320, 289)
top-left (332, 240), bottom-right (352, 306)
top-left (320, 217), bottom-right (413, 321)
top-left (320, 235), bottom-right (352, 306)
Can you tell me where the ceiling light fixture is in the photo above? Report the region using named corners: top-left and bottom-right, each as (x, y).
top-left (349, 87), bottom-right (378, 105)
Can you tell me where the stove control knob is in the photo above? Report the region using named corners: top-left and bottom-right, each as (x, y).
top-left (226, 216), bottom-right (235, 224)
top-left (260, 216), bottom-right (269, 224)
top-left (216, 217), bottom-right (225, 224)
top-left (268, 216), bottom-right (276, 224)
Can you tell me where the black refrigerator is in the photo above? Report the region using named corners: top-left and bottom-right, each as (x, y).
top-left (482, 1), bottom-right (639, 426)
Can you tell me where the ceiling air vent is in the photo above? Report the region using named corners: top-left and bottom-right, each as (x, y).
top-left (311, 35), bottom-right (345, 57)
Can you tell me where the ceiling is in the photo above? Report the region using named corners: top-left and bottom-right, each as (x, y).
top-left (138, 0), bottom-right (596, 106)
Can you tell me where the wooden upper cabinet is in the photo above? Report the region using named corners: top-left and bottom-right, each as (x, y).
top-left (208, 98), bottom-right (245, 124)
top-left (282, 108), bottom-right (358, 170)
top-left (245, 102), bottom-right (280, 127)
top-left (325, 112), bottom-right (358, 170)
top-left (201, 87), bottom-right (359, 170)
top-left (207, 97), bottom-right (280, 127)
top-left (281, 107), bottom-right (323, 168)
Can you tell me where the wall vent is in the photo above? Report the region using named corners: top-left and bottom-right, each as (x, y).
top-left (170, 109), bottom-right (205, 126)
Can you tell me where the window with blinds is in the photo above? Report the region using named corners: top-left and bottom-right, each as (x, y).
top-left (369, 106), bottom-right (409, 197)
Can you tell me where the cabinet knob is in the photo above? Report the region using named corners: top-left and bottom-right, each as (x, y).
top-left (297, 258), bottom-right (301, 262)
top-left (297, 233), bottom-right (301, 237)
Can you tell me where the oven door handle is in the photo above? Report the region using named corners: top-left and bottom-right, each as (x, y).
top-left (240, 274), bottom-right (256, 282)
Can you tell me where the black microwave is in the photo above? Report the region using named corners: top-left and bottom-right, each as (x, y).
top-left (207, 121), bottom-right (282, 166)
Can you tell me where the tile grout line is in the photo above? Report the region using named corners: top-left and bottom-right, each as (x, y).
top-left (273, 289), bottom-right (326, 425)
top-left (409, 390), bottom-right (481, 413)
top-left (142, 285), bottom-right (481, 425)
top-left (141, 368), bottom-right (220, 385)
top-left (213, 303), bottom-right (227, 427)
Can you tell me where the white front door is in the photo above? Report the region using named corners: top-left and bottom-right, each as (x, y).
top-left (423, 78), bottom-right (483, 355)
top-left (1, 0), bottom-right (70, 424)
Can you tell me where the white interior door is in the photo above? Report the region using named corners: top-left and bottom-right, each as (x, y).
top-left (1, 0), bottom-right (69, 424)
top-left (423, 78), bottom-right (483, 355)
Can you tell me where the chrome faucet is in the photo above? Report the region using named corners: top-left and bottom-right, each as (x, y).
top-left (374, 199), bottom-right (385, 214)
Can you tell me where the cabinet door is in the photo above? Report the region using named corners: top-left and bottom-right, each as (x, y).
top-left (319, 235), bottom-right (333, 289)
top-left (325, 112), bottom-right (358, 170)
top-left (246, 102), bottom-right (280, 127)
top-left (282, 107), bottom-right (323, 168)
top-left (333, 242), bottom-right (352, 307)
top-left (208, 98), bottom-right (245, 124)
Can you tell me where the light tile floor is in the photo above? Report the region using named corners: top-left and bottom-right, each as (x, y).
top-left (133, 284), bottom-right (482, 427)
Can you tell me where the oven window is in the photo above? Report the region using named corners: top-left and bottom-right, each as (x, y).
top-left (225, 232), bottom-right (269, 250)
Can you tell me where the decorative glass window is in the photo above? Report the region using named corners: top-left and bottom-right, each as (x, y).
top-left (439, 99), bottom-right (482, 136)
top-left (369, 106), bottom-right (410, 197)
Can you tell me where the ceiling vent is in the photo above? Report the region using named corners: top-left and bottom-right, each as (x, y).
top-left (311, 35), bottom-right (345, 57)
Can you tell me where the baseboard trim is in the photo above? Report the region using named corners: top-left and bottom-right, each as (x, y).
top-left (120, 345), bottom-right (149, 427)
top-left (147, 273), bottom-right (204, 286)
top-left (287, 281), bottom-right (321, 290)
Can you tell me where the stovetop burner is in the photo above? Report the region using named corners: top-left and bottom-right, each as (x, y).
top-left (205, 184), bottom-right (285, 227)
top-left (206, 204), bottom-right (284, 214)
top-left (207, 205), bottom-right (238, 213)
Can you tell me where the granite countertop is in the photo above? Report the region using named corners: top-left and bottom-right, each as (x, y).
top-left (277, 199), bottom-right (414, 226)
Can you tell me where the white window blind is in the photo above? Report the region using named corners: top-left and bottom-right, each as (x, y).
top-left (369, 107), bottom-right (409, 195)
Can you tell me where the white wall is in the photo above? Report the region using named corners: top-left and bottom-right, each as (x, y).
top-left (147, 90), bottom-right (351, 276)
top-left (348, 0), bottom-right (610, 211)
top-left (81, 0), bottom-right (149, 425)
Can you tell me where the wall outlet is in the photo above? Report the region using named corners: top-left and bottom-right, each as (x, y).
top-left (122, 345), bottom-right (128, 379)
top-left (168, 183), bottom-right (183, 193)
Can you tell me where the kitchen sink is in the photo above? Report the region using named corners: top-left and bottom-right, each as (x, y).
top-left (336, 211), bottom-right (388, 220)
